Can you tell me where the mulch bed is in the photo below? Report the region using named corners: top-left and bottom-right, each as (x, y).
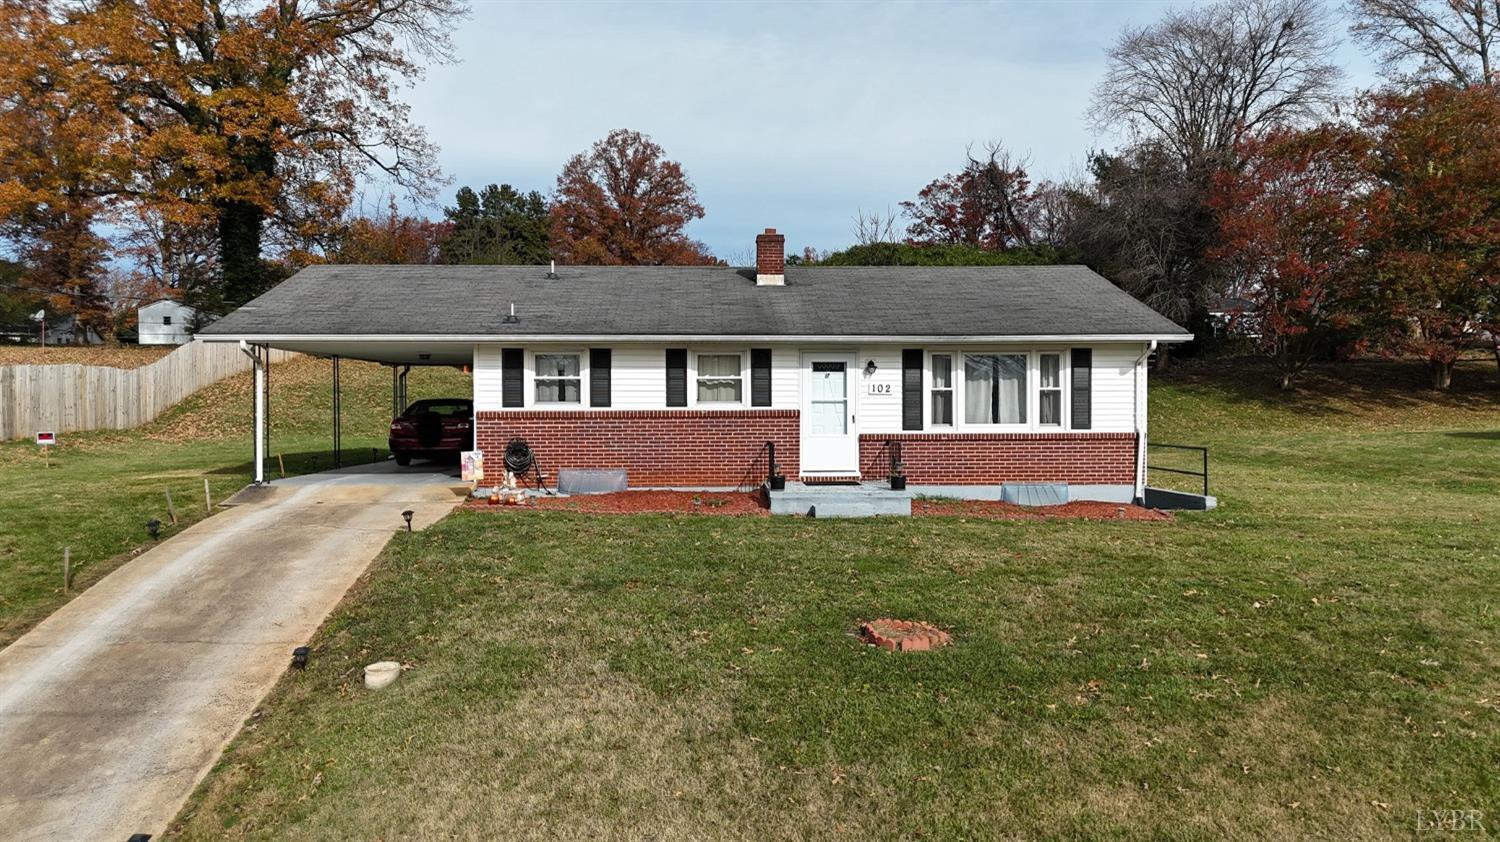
top-left (912, 498), bottom-right (1173, 521)
top-left (463, 490), bottom-right (1171, 521)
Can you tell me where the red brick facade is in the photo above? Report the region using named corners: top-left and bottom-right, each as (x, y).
top-left (475, 409), bottom-right (799, 487)
top-left (477, 409), bottom-right (1137, 489)
top-left (859, 432), bottom-right (1138, 486)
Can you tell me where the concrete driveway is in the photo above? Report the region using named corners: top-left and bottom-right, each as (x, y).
top-left (0, 463), bottom-right (466, 840)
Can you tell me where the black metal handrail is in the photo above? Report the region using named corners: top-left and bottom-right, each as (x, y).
top-left (1147, 442), bottom-right (1209, 496)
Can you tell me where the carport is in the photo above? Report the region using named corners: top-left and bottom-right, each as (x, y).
top-left (213, 337), bottom-right (475, 485)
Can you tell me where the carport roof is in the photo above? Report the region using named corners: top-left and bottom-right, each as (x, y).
top-left (200, 264), bottom-right (1191, 347)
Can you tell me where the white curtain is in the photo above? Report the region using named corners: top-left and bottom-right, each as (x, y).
top-left (965, 354), bottom-right (1026, 424)
top-left (697, 354), bottom-right (742, 402)
top-left (965, 356), bottom-right (993, 424)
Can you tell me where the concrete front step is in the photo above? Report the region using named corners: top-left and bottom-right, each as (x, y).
top-left (767, 481), bottom-right (912, 518)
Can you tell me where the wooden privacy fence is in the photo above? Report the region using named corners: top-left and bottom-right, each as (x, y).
top-left (0, 341), bottom-right (295, 440)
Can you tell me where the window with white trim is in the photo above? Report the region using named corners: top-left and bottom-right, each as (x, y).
top-left (695, 353), bottom-right (743, 403)
top-left (1038, 352), bottom-right (1063, 426)
top-left (930, 353), bottom-right (954, 426)
top-left (963, 353), bottom-right (1027, 425)
top-left (534, 353), bottom-right (581, 404)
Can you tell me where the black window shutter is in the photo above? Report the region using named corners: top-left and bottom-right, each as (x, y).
top-left (665, 348), bottom-right (687, 407)
top-left (902, 349), bottom-right (923, 431)
top-left (589, 348), bottom-right (611, 407)
top-left (750, 348), bottom-right (772, 407)
top-left (1071, 348), bottom-right (1092, 430)
top-left (501, 348), bottom-right (524, 408)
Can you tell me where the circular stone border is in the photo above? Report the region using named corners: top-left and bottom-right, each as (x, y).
top-left (860, 618), bottom-right (952, 652)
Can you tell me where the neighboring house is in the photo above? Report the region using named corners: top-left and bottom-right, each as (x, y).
top-left (201, 228), bottom-right (1191, 502)
top-left (46, 315), bottom-right (105, 345)
top-left (1207, 294), bottom-right (1261, 340)
top-left (137, 299), bottom-right (200, 345)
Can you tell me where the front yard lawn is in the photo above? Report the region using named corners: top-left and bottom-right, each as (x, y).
top-left (167, 359), bottom-right (1500, 840)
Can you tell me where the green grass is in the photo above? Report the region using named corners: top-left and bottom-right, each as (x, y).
top-left (0, 356), bottom-right (469, 646)
top-left (159, 356), bottom-right (1500, 840)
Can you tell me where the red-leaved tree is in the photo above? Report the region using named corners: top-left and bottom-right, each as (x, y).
top-left (330, 197), bottom-right (451, 265)
top-left (1211, 125), bottom-right (1373, 389)
top-left (902, 143), bottom-right (1035, 250)
top-left (550, 129), bottom-right (715, 266)
top-left (1362, 84), bottom-right (1500, 390)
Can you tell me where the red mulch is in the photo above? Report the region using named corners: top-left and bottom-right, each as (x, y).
top-left (912, 498), bottom-right (1173, 521)
top-left (464, 489), bottom-right (771, 516)
top-left (463, 490), bottom-right (1171, 521)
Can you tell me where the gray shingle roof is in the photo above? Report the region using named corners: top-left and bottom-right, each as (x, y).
top-left (200, 264), bottom-right (1190, 339)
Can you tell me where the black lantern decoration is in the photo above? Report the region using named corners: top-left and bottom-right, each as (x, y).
top-left (766, 441), bottom-right (786, 491)
top-left (146, 518), bottom-right (162, 540)
top-left (292, 646), bottom-right (310, 669)
top-left (864, 359), bottom-right (878, 376)
top-left (402, 509), bottom-right (414, 532)
top-left (889, 441), bottom-right (907, 491)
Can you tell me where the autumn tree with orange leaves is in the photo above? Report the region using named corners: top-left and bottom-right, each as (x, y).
top-left (0, 3), bottom-right (121, 337)
top-left (550, 129), bottom-right (716, 266)
top-left (1362, 83), bottom-right (1500, 390)
top-left (0, 0), bottom-right (466, 319)
top-left (1211, 126), bottom-right (1374, 390)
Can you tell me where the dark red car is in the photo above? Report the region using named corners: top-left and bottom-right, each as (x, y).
top-left (389, 398), bottom-right (474, 465)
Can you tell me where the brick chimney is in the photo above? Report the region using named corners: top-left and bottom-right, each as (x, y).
top-left (755, 228), bottom-right (786, 286)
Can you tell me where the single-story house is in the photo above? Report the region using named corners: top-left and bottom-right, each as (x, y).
top-left (137, 299), bottom-right (202, 345)
top-left (200, 229), bottom-right (1191, 503)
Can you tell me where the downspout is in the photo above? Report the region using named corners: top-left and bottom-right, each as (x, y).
top-left (239, 341), bottom-right (266, 485)
top-left (1132, 340), bottom-right (1157, 504)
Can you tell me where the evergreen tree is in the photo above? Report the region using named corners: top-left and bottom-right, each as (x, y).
top-left (440, 185), bottom-right (551, 265)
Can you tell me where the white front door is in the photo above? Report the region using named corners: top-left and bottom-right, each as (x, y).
top-left (799, 353), bottom-right (858, 475)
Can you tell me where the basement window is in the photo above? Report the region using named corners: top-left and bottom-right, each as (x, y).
top-left (534, 353), bottom-right (581, 404)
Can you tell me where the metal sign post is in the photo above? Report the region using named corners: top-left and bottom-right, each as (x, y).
top-left (36, 431), bottom-right (56, 467)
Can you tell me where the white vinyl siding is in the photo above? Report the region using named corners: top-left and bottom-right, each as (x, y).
top-left (474, 343), bottom-right (800, 411)
top-left (473, 341), bottom-right (1147, 434)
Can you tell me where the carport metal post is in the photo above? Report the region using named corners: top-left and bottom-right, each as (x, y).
top-left (332, 355), bottom-right (342, 468)
top-left (391, 364), bottom-right (400, 417)
top-left (239, 341), bottom-right (267, 484)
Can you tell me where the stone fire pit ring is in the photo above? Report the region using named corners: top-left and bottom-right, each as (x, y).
top-left (860, 618), bottom-right (952, 652)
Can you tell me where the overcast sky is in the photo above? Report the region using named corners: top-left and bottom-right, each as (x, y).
top-left (399, 1), bottom-right (1381, 262)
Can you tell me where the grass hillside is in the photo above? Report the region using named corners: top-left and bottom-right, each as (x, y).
top-left (162, 357), bottom-right (1499, 841)
top-left (0, 356), bottom-right (468, 646)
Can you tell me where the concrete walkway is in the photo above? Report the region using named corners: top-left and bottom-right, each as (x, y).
top-left (0, 464), bottom-right (466, 840)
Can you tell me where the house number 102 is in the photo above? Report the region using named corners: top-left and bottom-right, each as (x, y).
top-left (867, 382), bottom-right (893, 395)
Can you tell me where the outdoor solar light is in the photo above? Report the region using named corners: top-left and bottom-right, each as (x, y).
top-left (146, 518), bottom-right (162, 540)
top-left (402, 509), bottom-right (414, 532)
top-left (292, 646), bottom-right (310, 669)
top-left (865, 359), bottom-right (878, 376)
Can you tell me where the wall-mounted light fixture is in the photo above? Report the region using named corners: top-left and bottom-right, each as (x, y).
top-left (864, 359), bottom-right (878, 376)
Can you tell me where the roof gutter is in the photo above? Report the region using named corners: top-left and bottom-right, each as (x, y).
top-left (201, 332), bottom-right (1195, 344)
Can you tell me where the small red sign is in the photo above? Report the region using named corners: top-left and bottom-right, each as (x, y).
top-left (36, 431), bottom-right (56, 446)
